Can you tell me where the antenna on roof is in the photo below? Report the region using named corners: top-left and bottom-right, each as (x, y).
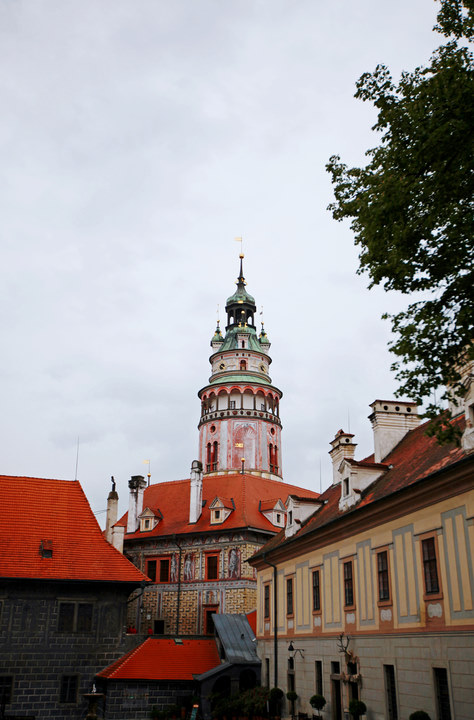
top-left (74, 436), bottom-right (80, 481)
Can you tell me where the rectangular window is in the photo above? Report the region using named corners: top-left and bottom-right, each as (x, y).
top-left (315, 660), bottom-right (323, 695)
top-left (422, 538), bottom-right (440, 594)
top-left (58, 602), bottom-right (93, 633)
top-left (312, 569), bottom-right (321, 612)
top-left (58, 602), bottom-right (75, 632)
top-left (265, 658), bottom-right (270, 689)
top-left (264, 584), bottom-right (270, 619)
top-left (205, 608), bottom-right (218, 634)
top-left (229, 401), bottom-right (236, 409)
top-left (159, 558), bottom-right (170, 582)
top-left (434, 668), bottom-right (452, 720)
top-left (60, 675), bottom-right (78, 704)
top-left (286, 578), bottom-right (294, 616)
top-left (206, 554), bottom-right (219, 580)
top-left (147, 559), bottom-right (157, 582)
top-left (344, 561), bottom-right (354, 606)
top-left (378, 551), bottom-right (390, 601)
top-left (0, 676), bottom-right (13, 705)
top-left (384, 664), bottom-right (398, 720)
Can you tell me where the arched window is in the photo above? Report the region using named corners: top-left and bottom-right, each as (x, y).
top-left (212, 441), bottom-right (218, 471)
top-left (240, 359), bottom-right (247, 371)
top-left (269, 443), bottom-right (274, 473)
top-left (206, 443), bottom-right (212, 472)
top-left (274, 445), bottom-right (279, 473)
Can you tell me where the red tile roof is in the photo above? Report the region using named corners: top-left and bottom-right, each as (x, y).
top-left (97, 638), bottom-right (220, 680)
top-left (0, 476), bottom-right (146, 583)
top-left (120, 473), bottom-right (319, 540)
top-left (252, 415), bottom-right (469, 556)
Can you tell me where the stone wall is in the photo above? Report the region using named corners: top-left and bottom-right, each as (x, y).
top-left (0, 580), bottom-right (141, 720)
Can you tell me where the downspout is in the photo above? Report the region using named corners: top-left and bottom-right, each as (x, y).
top-left (262, 552), bottom-right (278, 689)
top-left (173, 535), bottom-right (183, 636)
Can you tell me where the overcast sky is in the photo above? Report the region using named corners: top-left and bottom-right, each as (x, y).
top-left (0, 0), bottom-right (441, 523)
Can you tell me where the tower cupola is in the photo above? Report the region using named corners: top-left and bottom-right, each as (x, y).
top-left (197, 254), bottom-right (283, 480)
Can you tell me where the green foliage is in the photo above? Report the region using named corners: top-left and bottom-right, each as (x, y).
top-left (240, 687), bottom-right (270, 716)
top-left (286, 691), bottom-right (298, 702)
top-left (269, 688), bottom-right (284, 702)
top-left (326, 0), bottom-right (474, 442)
top-left (309, 694), bottom-right (326, 711)
top-left (348, 699), bottom-right (367, 718)
top-left (408, 712), bottom-right (432, 720)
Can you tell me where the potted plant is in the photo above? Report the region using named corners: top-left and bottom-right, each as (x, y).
top-left (348, 699), bottom-right (366, 720)
top-left (286, 691), bottom-right (298, 718)
top-left (309, 694), bottom-right (326, 719)
top-left (409, 713), bottom-right (431, 720)
top-left (269, 687), bottom-right (284, 719)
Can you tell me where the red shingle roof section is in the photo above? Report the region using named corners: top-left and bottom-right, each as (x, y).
top-left (119, 473), bottom-right (319, 539)
top-left (0, 476), bottom-right (146, 583)
top-left (97, 638), bottom-right (220, 680)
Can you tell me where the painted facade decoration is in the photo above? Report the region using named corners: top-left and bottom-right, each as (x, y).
top-left (250, 382), bottom-right (474, 720)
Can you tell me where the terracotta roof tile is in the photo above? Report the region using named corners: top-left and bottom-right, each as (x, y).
top-left (120, 474), bottom-right (319, 540)
top-left (97, 638), bottom-right (220, 680)
top-left (0, 476), bottom-right (146, 583)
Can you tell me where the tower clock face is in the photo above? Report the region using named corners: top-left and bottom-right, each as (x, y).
top-left (218, 361), bottom-right (227, 371)
top-left (259, 363), bottom-right (267, 373)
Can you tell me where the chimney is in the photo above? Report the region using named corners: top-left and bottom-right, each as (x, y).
top-left (189, 460), bottom-right (203, 524)
top-left (369, 400), bottom-right (419, 463)
top-left (105, 476), bottom-right (118, 544)
top-left (127, 475), bottom-right (147, 534)
top-left (329, 430), bottom-right (357, 484)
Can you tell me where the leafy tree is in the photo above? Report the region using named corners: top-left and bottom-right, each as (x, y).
top-left (327, 0), bottom-right (474, 443)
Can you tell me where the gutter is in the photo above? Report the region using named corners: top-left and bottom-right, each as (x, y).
top-left (261, 552), bottom-right (278, 689)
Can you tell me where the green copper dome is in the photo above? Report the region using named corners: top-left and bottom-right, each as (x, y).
top-left (225, 255), bottom-right (256, 310)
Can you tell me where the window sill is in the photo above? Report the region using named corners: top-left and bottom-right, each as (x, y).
top-left (423, 591), bottom-right (443, 602)
top-left (344, 604), bottom-right (356, 612)
top-left (377, 599), bottom-right (393, 608)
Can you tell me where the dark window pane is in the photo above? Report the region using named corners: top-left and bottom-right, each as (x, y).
top-left (0, 677), bottom-right (13, 705)
top-left (60, 675), bottom-right (78, 703)
top-left (147, 560), bottom-right (157, 582)
top-left (207, 555), bottom-right (218, 580)
top-left (159, 559), bottom-right (170, 582)
top-left (344, 562), bottom-right (354, 606)
top-left (422, 538), bottom-right (439, 594)
top-left (264, 585), bottom-right (270, 618)
top-left (312, 570), bottom-right (321, 611)
top-left (384, 665), bottom-right (398, 720)
top-left (77, 604), bottom-right (93, 633)
top-left (378, 551), bottom-right (390, 601)
top-left (286, 578), bottom-right (293, 615)
top-left (58, 603), bottom-right (75, 632)
top-left (434, 668), bottom-right (451, 720)
top-left (315, 661), bottom-right (323, 695)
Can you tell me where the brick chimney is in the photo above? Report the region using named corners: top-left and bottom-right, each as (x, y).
top-left (329, 430), bottom-right (356, 485)
top-left (369, 400), bottom-right (419, 462)
top-left (127, 475), bottom-right (147, 534)
top-left (189, 460), bottom-right (203, 524)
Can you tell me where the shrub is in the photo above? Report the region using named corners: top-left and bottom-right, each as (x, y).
top-left (348, 699), bottom-right (366, 718)
top-left (309, 694), bottom-right (326, 711)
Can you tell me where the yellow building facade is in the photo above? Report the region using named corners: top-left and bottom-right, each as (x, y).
top-left (251, 399), bottom-right (474, 720)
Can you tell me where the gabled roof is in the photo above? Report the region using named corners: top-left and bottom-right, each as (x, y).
top-left (0, 476), bottom-right (146, 583)
top-left (97, 638), bottom-right (220, 680)
top-left (120, 473), bottom-right (319, 541)
top-left (251, 415), bottom-right (469, 559)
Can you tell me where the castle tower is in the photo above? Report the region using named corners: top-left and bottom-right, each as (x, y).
top-left (197, 255), bottom-right (283, 479)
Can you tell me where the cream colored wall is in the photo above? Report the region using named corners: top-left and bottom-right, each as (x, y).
top-left (256, 489), bottom-right (474, 638)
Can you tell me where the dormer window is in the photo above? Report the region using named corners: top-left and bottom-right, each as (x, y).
top-left (276, 513), bottom-right (281, 524)
top-left (39, 540), bottom-right (53, 558)
top-left (210, 497), bottom-right (233, 524)
top-left (138, 507), bottom-right (161, 532)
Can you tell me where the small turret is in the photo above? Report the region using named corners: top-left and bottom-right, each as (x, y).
top-left (211, 320), bottom-right (224, 349)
